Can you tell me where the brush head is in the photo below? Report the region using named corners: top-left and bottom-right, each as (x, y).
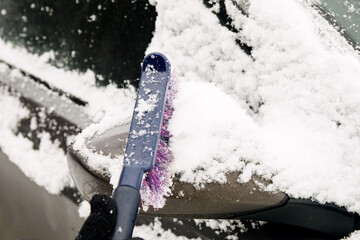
top-left (119, 53), bottom-right (171, 191)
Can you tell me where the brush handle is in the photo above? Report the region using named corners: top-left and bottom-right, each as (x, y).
top-left (112, 53), bottom-right (171, 239)
top-left (112, 186), bottom-right (140, 240)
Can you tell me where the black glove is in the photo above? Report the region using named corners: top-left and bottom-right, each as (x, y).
top-left (76, 194), bottom-right (117, 240)
top-left (76, 194), bottom-right (144, 240)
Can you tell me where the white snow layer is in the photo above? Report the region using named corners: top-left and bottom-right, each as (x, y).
top-left (0, 89), bottom-right (71, 194)
top-left (78, 200), bottom-right (91, 219)
top-left (147, 0), bottom-right (360, 214)
top-left (133, 218), bottom-right (199, 240)
top-left (0, 39), bottom-right (136, 122)
top-left (344, 231), bottom-right (360, 240)
top-left (73, 115), bottom-right (125, 181)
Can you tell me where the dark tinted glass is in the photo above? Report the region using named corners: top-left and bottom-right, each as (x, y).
top-left (0, 0), bottom-right (156, 87)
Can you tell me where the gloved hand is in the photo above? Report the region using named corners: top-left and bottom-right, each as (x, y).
top-left (75, 194), bottom-right (144, 240)
top-left (76, 194), bottom-right (117, 240)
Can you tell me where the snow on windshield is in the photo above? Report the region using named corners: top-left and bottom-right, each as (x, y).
top-left (144, 0), bottom-right (360, 215)
top-left (0, 87), bottom-right (71, 194)
top-left (0, 39), bottom-right (136, 122)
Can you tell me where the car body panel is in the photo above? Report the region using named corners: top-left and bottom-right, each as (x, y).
top-left (67, 124), bottom-right (288, 218)
top-left (0, 149), bottom-right (83, 240)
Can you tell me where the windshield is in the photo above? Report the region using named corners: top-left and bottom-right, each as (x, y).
top-left (0, 0), bottom-right (358, 89)
top-left (0, 1), bottom-right (156, 87)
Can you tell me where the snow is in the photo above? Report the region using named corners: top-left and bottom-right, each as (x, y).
top-left (343, 231), bottom-right (360, 240)
top-left (194, 219), bottom-right (248, 234)
top-left (0, 0), bottom-right (360, 238)
top-left (0, 88), bottom-right (71, 194)
top-left (147, 0), bottom-right (253, 102)
top-left (193, 219), bottom-right (266, 239)
top-left (0, 39), bottom-right (135, 122)
top-left (73, 115), bottom-right (127, 178)
top-left (168, 81), bottom-right (260, 187)
top-left (78, 200), bottom-right (91, 219)
top-left (146, 0), bottom-right (360, 214)
top-left (135, 93), bottom-right (159, 121)
top-left (133, 218), bottom-right (200, 240)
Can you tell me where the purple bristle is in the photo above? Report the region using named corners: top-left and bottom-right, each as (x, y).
top-left (140, 73), bottom-right (177, 211)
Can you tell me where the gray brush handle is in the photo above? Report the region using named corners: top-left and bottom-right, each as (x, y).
top-left (112, 186), bottom-right (140, 240)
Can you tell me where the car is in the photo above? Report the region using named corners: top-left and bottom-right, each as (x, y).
top-left (0, 0), bottom-right (359, 239)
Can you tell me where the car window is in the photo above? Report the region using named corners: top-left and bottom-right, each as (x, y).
top-left (0, 0), bottom-right (156, 87)
top-left (0, 0), bottom-right (357, 90)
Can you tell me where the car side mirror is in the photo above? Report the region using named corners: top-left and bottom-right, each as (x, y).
top-left (67, 122), bottom-right (287, 218)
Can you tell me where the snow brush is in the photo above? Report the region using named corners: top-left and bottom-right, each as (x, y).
top-left (112, 53), bottom-right (174, 240)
